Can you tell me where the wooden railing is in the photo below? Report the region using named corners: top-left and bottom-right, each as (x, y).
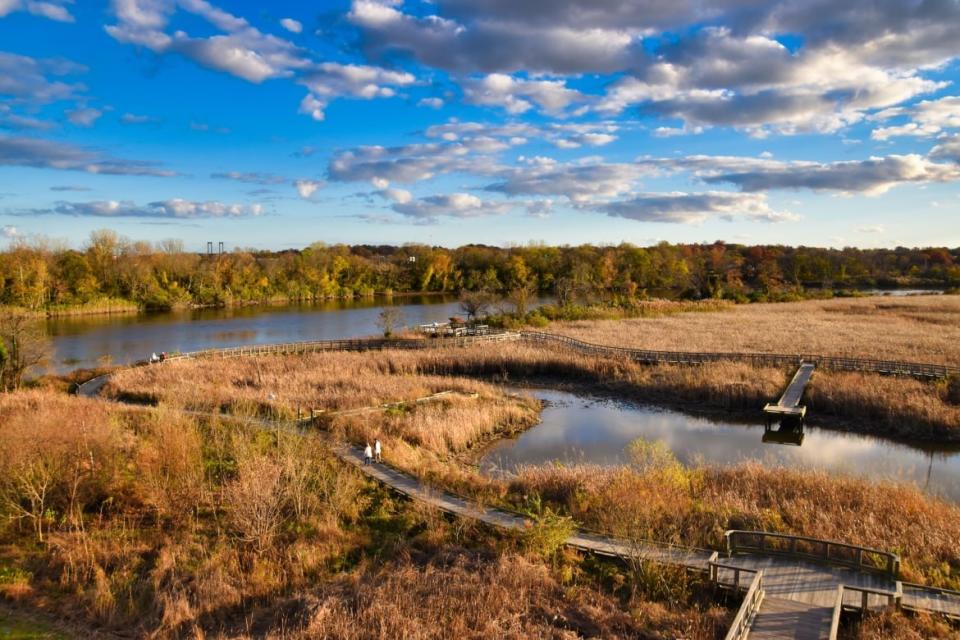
top-left (829, 582), bottom-right (903, 638)
top-left (165, 332), bottom-right (521, 362)
top-left (710, 563), bottom-right (764, 640)
top-left (725, 530), bottom-right (900, 578)
top-left (520, 331), bottom-right (958, 379)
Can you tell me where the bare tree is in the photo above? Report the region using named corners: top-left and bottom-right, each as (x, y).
top-left (0, 311), bottom-right (51, 391)
top-left (377, 307), bottom-right (405, 338)
top-left (223, 456), bottom-right (285, 552)
top-left (459, 291), bottom-right (493, 322)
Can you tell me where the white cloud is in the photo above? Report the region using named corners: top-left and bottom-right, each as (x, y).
top-left (461, 73), bottom-right (584, 116)
top-left (0, 51), bottom-right (85, 104)
top-left (417, 97), bottom-right (444, 109)
top-left (0, 133), bottom-right (175, 176)
top-left (28, 199), bottom-right (263, 218)
top-left (298, 62), bottom-right (415, 120)
top-left (391, 192), bottom-right (513, 220)
top-left (1, 225), bottom-right (18, 239)
top-left (599, 191), bottom-right (798, 224)
top-left (0, 0), bottom-right (73, 21)
top-left (485, 157), bottom-right (651, 203)
top-left (693, 154), bottom-right (960, 195)
top-left (871, 96), bottom-right (960, 141)
top-left (212, 171), bottom-right (287, 185)
top-left (328, 141), bottom-right (501, 184)
top-left (930, 134), bottom-right (960, 164)
top-left (280, 17), bottom-right (302, 34)
top-left (295, 179), bottom-right (323, 198)
top-left (856, 225), bottom-right (885, 234)
top-left (67, 107), bottom-right (103, 128)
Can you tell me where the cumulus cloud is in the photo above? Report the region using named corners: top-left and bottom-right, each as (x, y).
top-left (696, 154), bottom-right (960, 195)
top-left (328, 141), bottom-right (501, 184)
top-left (0, 134), bottom-right (175, 176)
top-left (930, 134), bottom-right (960, 164)
top-left (105, 0), bottom-right (413, 122)
top-left (871, 96), bottom-right (960, 141)
top-left (1, 225), bottom-right (18, 239)
top-left (391, 192), bottom-right (513, 221)
top-left (279, 17), bottom-right (301, 33)
top-left (298, 63), bottom-right (414, 121)
top-left (599, 191), bottom-right (797, 224)
top-left (294, 179), bottom-right (324, 198)
top-left (461, 73), bottom-right (585, 115)
top-left (484, 156), bottom-right (650, 203)
top-left (349, 0), bottom-right (632, 75)
top-left (29, 199), bottom-right (264, 218)
top-left (0, 0), bottom-right (73, 21)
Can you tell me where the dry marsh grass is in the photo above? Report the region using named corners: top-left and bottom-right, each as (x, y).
top-left (510, 461), bottom-right (960, 589)
top-left (0, 389), bottom-right (730, 638)
top-left (553, 295), bottom-right (960, 364)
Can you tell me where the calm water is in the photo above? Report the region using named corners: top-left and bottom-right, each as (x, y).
top-left (44, 295), bottom-right (467, 372)
top-left (481, 388), bottom-right (960, 501)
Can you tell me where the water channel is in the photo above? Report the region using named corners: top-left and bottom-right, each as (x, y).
top-left (480, 388), bottom-right (960, 502)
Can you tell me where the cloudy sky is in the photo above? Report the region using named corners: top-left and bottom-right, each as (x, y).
top-left (1, 0), bottom-right (959, 250)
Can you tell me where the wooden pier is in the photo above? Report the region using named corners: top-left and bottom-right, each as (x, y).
top-left (764, 362), bottom-right (816, 420)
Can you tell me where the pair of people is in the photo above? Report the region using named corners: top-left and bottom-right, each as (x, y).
top-left (363, 439), bottom-right (382, 465)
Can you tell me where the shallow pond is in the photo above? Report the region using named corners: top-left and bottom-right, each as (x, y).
top-left (480, 388), bottom-right (960, 501)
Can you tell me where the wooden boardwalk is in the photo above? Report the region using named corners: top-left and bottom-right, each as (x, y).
top-left (338, 445), bottom-right (960, 639)
top-left (764, 362), bottom-right (816, 419)
top-left (75, 333), bottom-right (960, 639)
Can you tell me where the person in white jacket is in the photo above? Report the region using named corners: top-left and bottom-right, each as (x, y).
top-left (363, 443), bottom-right (373, 465)
top-left (374, 439), bottom-right (382, 463)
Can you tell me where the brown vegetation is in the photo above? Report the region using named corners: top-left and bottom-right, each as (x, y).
top-left (509, 460), bottom-right (960, 589)
top-left (552, 295), bottom-right (960, 364)
top-left (0, 389), bottom-right (731, 638)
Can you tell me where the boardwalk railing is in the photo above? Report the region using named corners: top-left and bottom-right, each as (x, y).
top-left (712, 564), bottom-right (764, 640)
top-left (519, 331), bottom-right (959, 379)
top-left (725, 530), bottom-right (900, 578)
top-left (830, 582), bottom-right (903, 638)
top-left (165, 332), bottom-right (521, 362)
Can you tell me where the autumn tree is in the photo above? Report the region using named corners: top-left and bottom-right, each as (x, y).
top-left (0, 311), bottom-right (51, 391)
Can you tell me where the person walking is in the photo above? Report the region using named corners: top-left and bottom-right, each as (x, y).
top-left (374, 439), bottom-right (382, 463)
top-left (363, 442), bottom-right (373, 466)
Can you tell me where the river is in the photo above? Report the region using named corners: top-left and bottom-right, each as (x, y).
top-left (480, 388), bottom-right (960, 502)
top-left (44, 295), bottom-right (465, 372)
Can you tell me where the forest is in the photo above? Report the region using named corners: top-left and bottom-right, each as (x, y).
top-left (1, 230), bottom-right (958, 312)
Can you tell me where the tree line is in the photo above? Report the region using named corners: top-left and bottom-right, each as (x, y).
top-left (1, 230), bottom-right (958, 312)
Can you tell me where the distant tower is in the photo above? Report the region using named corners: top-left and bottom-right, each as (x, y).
top-left (207, 241), bottom-right (213, 256)
top-left (218, 241), bottom-right (225, 255)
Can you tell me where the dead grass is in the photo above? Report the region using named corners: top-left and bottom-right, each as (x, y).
top-left (293, 551), bottom-right (730, 640)
top-left (552, 295), bottom-right (960, 364)
top-left (510, 461), bottom-right (960, 589)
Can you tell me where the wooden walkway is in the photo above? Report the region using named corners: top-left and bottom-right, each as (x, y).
top-left (75, 334), bottom-right (960, 639)
top-left (764, 363), bottom-right (816, 419)
top-left (337, 444), bottom-right (960, 639)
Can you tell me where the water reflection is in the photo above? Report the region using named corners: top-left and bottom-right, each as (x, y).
top-left (43, 295), bottom-right (465, 372)
top-left (481, 388), bottom-right (960, 501)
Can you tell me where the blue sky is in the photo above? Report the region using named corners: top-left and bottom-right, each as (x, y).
top-left (1, 0), bottom-right (959, 251)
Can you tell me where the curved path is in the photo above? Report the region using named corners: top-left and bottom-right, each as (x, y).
top-left (76, 333), bottom-right (960, 639)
